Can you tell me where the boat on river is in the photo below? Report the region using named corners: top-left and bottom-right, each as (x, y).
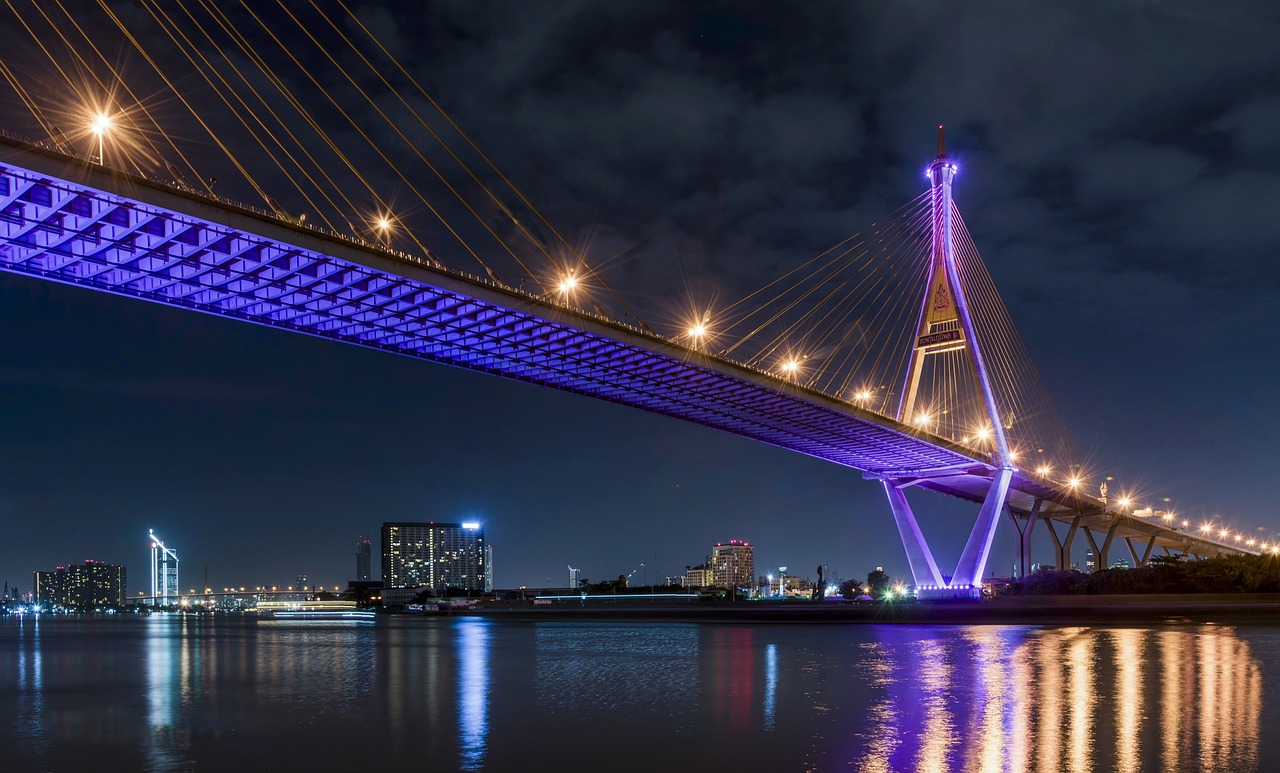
top-left (256, 600), bottom-right (375, 621)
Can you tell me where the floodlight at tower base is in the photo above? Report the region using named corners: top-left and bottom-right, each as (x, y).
top-left (915, 585), bottom-right (984, 601)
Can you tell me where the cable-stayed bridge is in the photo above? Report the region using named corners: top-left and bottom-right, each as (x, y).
top-left (0, 2), bottom-right (1273, 597)
top-left (0, 131), bottom-right (1268, 598)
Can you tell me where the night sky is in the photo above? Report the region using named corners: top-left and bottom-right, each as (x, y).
top-left (1, 2), bottom-right (1277, 595)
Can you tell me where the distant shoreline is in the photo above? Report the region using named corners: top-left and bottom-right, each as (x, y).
top-left (465, 593), bottom-right (1280, 625)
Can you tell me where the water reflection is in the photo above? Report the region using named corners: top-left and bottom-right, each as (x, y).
top-left (0, 616), bottom-right (1271, 771)
top-left (145, 616), bottom-right (181, 771)
top-left (763, 642), bottom-right (777, 731)
top-left (852, 626), bottom-right (1262, 773)
top-left (533, 622), bottom-right (699, 720)
top-left (13, 616), bottom-right (47, 761)
top-left (456, 618), bottom-right (490, 770)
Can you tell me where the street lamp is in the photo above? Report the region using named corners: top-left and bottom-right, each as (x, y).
top-left (557, 272), bottom-right (578, 295)
top-left (90, 112), bottom-right (113, 165)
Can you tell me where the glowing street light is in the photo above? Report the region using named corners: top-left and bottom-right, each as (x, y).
top-left (90, 112), bottom-right (113, 165)
top-left (371, 214), bottom-right (394, 245)
top-left (913, 413), bottom-right (932, 428)
top-left (1118, 497), bottom-right (1131, 510)
top-left (1068, 477), bottom-right (1081, 489)
top-left (557, 273), bottom-right (578, 295)
top-left (1036, 465), bottom-right (1051, 475)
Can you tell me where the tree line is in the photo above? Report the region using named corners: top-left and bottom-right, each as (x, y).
top-left (1003, 554), bottom-right (1280, 595)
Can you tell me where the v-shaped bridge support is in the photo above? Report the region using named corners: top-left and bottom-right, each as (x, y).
top-left (877, 468), bottom-right (1013, 599)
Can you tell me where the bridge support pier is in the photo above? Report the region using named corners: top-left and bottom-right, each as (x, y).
top-left (1125, 536), bottom-right (1156, 568)
top-left (1083, 521), bottom-right (1121, 571)
top-left (1045, 515), bottom-right (1082, 570)
top-left (887, 468), bottom-right (1013, 600)
top-left (882, 481), bottom-right (946, 590)
top-left (1007, 498), bottom-right (1043, 578)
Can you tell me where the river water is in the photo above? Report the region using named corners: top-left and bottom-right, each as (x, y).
top-left (1, 614), bottom-right (1277, 771)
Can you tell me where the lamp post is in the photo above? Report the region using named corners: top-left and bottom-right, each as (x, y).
top-left (90, 113), bottom-right (112, 165)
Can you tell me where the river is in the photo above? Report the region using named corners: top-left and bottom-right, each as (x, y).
top-left (2, 614), bottom-right (1277, 771)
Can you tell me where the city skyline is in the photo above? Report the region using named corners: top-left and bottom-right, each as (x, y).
top-left (1, 4), bottom-right (1277, 591)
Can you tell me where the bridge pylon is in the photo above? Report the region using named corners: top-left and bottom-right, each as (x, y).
top-left (885, 127), bottom-right (1015, 599)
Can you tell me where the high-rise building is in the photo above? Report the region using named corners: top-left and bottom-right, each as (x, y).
top-left (149, 529), bottom-right (179, 605)
top-left (381, 521), bottom-right (486, 592)
top-left (356, 537), bottom-right (372, 581)
top-left (34, 569), bottom-right (65, 608)
top-left (36, 560), bottom-right (126, 610)
top-left (484, 543), bottom-right (493, 592)
top-left (711, 540), bottom-right (754, 590)
top-left (684, 565), bottom-right (713, 588)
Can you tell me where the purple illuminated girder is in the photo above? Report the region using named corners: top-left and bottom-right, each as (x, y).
top-left (0, 144), bottom-right (981, 480)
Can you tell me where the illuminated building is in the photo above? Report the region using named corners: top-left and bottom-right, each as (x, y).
top-left (684, 565), bottom-right (713, 588)
top-left (711, 540), bottom-right (755, 590)
top-left (356, 537), bottom-right (372, 581)
top-left (381, 521), bottom-right (486, 593)
top-left (149, 529), bottom-right (179, 605)
top-left (35, 560), bottom-right (126, 610)
top-left (33, 569), bottom-right (65, 608)
top-left (484, 544), bottom-right (494, 593)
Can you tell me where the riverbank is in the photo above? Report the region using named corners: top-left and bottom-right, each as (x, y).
top-left (464, 593), bottom-right (1280, 625)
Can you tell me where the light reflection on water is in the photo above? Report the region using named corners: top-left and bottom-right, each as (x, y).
top-left (457, 618), bottom-right (489, 770)
top-left (0, 616), bottom-right (1275, 771)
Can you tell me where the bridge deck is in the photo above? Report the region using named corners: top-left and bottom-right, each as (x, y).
top-left (0, 136), bottom-right (1248, 561)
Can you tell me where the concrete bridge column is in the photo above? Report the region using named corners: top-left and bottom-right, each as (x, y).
top-left (1007, 499), bottom-right (1043, 578)
top-left (1083, 520), bottom-right (1121, 571)
top-left (1045, 515), bottom-right (1082, 570)
top-left (1125, 536), bottom-right (1157, 567)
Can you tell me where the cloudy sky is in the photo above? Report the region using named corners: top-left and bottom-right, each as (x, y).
top-left (1, 1), bottom-right (1277, 593)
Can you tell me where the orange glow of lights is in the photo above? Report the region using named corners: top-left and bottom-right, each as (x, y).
top-left (90, 113), bottom-right (113, 135)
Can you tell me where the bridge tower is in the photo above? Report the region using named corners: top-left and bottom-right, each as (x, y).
top-left (880, 127), bottom-right (1015, 599)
